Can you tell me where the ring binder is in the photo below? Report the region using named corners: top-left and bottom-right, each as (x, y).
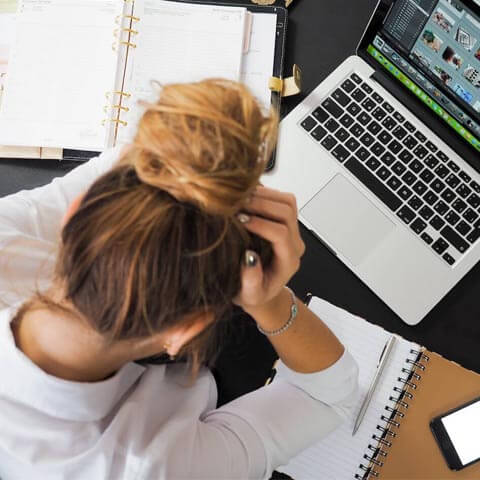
top-left (103, 105), bottom-right (130, 113)
top-left (101, 118), bottom-right (128, 127)
top-left (115, 14), bottom-right (140, 24)
top-left (355, 349), bottom-right (429, 479)
top-left (105, 91), bottom-right (131, 99)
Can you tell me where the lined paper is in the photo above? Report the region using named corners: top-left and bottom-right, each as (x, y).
top-left (278, 297), bottom-right (420, 480)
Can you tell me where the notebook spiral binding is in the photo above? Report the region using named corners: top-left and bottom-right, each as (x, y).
top-left (354, 349), bottom-right (430, 480)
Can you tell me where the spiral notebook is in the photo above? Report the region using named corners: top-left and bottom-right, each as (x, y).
top-left (0, 0), bottom-right (285, 153)
top-left (277, 297), bottom-right (480, 480)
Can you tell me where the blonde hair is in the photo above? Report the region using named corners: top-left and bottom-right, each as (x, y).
top-left (36, 79), bottom-right (277, 372)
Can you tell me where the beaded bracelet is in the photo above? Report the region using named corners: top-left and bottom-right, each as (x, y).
top-left (257, 287), bottom-right (298, 337)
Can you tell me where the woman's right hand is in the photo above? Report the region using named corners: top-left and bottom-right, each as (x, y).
top-left (233, 186), bottom-right (305, 315)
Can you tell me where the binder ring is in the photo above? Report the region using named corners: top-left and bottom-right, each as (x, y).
top-left (364, 454), bottom-right (384, 467)
top-left (368, 444), bottom-right (387, 457)
top-left (115, 14), bottom-right (140, 24)
top-left (102, 118), bottom-right (128, 127)
top-left (385, 406), bottom-right (405, 418)
top-left (120, 41), bottom-right (137, 48)
top-left (402, 367), bottom-right (421, 380)
top-left (389, 396), bottom-right (409, 409)
top-left (406, 359), bottom-right (426, 370)
top-left (373, 434), bottom-right (392, 447)
top-left (359, 464), bottom-right (379, 477)
top-left (393, 386), bottom-right (413, 399)
top-left (411, 349), bottom-right (429, 361)
top-left (105, 91), bottom-right (131, 100)
top-left (381, 415), bottom-right (400, 428)
top-left (377, 425), bottom-right (396, 437)
top-left (103, 104), bottom-right (130, 113)
top-left (114, 27), bottom-right (139, 37)
top-left (398, 377), bottom-right (417, 389)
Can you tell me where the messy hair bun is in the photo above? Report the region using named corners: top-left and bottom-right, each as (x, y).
top-left (125, 79), bottom-right (277, 215)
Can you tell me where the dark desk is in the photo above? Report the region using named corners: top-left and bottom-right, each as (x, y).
top-left (2, 0), bottom-right (480, 374)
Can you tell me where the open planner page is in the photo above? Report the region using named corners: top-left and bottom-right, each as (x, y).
top-left (0, 0), bottom-right (126, 151)
top-left (277, 297), bottom-right (421, 480)
top-left (116, 0), bottom-right (247, 144)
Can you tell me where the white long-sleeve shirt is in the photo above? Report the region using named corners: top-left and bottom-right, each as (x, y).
top-left (0, 147), bottom-right (359, 480)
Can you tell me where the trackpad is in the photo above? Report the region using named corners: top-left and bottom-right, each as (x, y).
top-left (300, 174), bottom-right (395, 266)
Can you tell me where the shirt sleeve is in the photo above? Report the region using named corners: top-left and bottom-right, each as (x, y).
top-left (0, 146), bottom-right (122, 307)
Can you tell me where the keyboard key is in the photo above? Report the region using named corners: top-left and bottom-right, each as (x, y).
top-left (440, 188), bottom-right (455, 203)
top-left (402, 171), bottom-right (416, 186)
top-left (399, 150), bottom-right (414, 164)
top-left (411, 217), bottom-right (427, 234)
top-left (413, 181), bottom-right (427, 196)
top-left (361, 82), bottom-right (373, 94)
top-left (445, 173), bottom-right (460, 189)
top-left (322, 98), bottom-right (343, 118)
top-left (467, 193), bottom-right (480, 208)
top-left (434, 165), bottom-right (449, 179)
top-left (366, 157), bottom-right (381, 171)
top-left (426, 141), bottom-right (437, 152)
top-left (311, 125), bottom-right (327, 141)
top-left (398, 185), bottom-right (413, 200)
top-left (421, 232), bottom-right (433, 244)
top-left (340, 113), bottom-right (354, 128)
top-left (367, 121), bottom-right (382, 135)
top-left (404, 121), bottom-right (415, 132)
top-left (371, 142), bottom-right (386, 156)
top-left (470, 180), bottom-right (480, 193)
top-left (424, 190), bottom-right (438, 206)
top-left (382, 117), bottom-right (396, 131)
top-left (441, 225), bottom-right (469, 253)
top-left (325, 118), bottom-right (340, 133)
top-left (361, 98), bottom-right (376, 112)
top-left (345, 138), bottom-right (360, 152)
top-left (357, 112), bottom-right (372, 126)
top-left (372, 107), bottom-right (387, 121)
top-left (419, 205), bottom-right (434, 221)
top-left (383, 102), bottom-right (394, 113)
top-left (397, 205), bottom-right (415, 224)
top-left (452, 199), bottom-right (467, 213)
top-left (321, 135), bottom-right (337, 150)
top-left (456, 183), bottom-right (472, 199)
top-left (341, 78), bottom-right (356, 93)
top-left (352, 88), bottom-right (366, 102)
top-left (420, 169), bottom-right (434, 184)
top-left (437, 150), bottom-right (449, 162)
top-left (467, 228), bottom-right (480, 244)
top-left (459, 171), bottom-right (471, 183)
top-left (434, 200), bottom-right (449, 215)
top-left (344, 158), bottom-right (402, 211)
top-left (356, 147), bottom-right (370, 161)
top-left (381, 152), bottom-right (395, 166)
top-left (360, 133), bottom-right (375, 147)
top-left (414, 131), bottom-right (427, 142)
top-left (388, 140), bottom-right (402, 155)
top-left (393, 112), bottom-right (405, 123)
top-left (301, 116), bottom-right (317, 131)
top-left (331, 144), bottom-right (350, 162)
top-left (372, 92), bottom-right (383, 103)
top-left (335, 127), bottom-right (349, 142)
top-left (445, 210), bottom-right (460, 226)
top-left (429, 215), bottom-right (445, 231)
top-left (425, 154), bottom-right (439, 169)
top-left (413, 145), bottom-right (428, 159)
top-left (347, 102), bottom-right (361, 117)
top-left (392, 161), bottom-right (406, 176)
top-left (402, 135), bottom-right (418, 150)
top-left (332, 88), bottom-right (351, 107)
top-left (430, 179), bottom-right (445, 194)
top-left (447, 161), bottom-right (460, 173)
top-left (456, 220), bottom-right (471, 236)
top-left (349, 124), bottom-right (366, 140)
top-left (463, 208), bottom-right (478, 224)
top-left (312, 106), bottom-right (329, 123)
top-left (378, 131), bottom-right (393, 144)
top-left (351, 73), bottom-right (362, 84)
top-left (392, 126), bottom-right (407, 140)
top-left (387, 176), bottom-right (401, 191)
top-left (432, 238), bottom-right (449, 255)
top-left (408, 195), bottom-right (423, 211)
top-left (377, 166), bottom-right (391, 180)
top-left (409, 159), bottom-right (423, 174)
top-left (442, 253), bottom-right (455, 265)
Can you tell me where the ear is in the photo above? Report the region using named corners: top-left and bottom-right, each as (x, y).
top-left (163, 312), bottom-right (214, 356)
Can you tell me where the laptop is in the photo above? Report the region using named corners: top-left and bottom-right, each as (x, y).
top-left (264, 0), bottom-right (480, 325)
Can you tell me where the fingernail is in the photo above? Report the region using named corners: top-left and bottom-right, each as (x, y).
top-left (245, 250), bottom-right (257, 267)
top-left (237, 213), bottom-right (251, 224)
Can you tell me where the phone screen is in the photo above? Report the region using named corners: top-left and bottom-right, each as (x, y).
top-left (440, 400), bottom-right (480, 466)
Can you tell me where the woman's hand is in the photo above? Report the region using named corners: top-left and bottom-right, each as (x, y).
top-left (234, 186), bottom-right (305, 314)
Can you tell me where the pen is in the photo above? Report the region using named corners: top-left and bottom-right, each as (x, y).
top-left (352, 335), bottom-right (396, 435)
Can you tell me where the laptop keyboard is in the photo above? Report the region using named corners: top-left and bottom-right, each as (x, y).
top-left (299, 72), bottom-right (480, 266)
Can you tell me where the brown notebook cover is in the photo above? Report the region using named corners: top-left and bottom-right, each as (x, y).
top-left (370, 350), bottom-right (480, 479)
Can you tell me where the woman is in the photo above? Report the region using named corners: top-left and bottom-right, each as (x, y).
top-left (0, 79), bottom-right (358, 479)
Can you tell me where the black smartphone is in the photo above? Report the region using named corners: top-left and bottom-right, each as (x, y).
top-left (430, 395), bottom-right (480, 471)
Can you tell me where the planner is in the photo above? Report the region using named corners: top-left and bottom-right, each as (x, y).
top-left (277, 297), bottom-right (480, 479)
top-left (0, 0), bottom-right (283, 153)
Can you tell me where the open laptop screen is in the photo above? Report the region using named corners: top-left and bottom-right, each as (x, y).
top-left (362, 0), bottom-right (480, 153)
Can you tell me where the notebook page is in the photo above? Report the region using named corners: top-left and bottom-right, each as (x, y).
top-left (116, 0), bottom-right (246, 144)
top-left (240, 11), bottom-right (277, 112)
top-left (278, 297), bottom-right (420, 480)
top-left (0, 0), bottom-right (124, 151)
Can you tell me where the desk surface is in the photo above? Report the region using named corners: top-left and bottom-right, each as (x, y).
top-left (1, 0), bottom-right (480, 374)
